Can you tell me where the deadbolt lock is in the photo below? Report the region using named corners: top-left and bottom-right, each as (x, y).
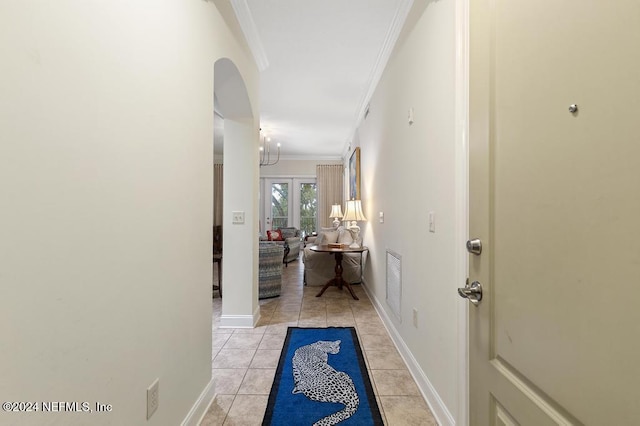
top-left (466, 238), bottom-right (482, 255)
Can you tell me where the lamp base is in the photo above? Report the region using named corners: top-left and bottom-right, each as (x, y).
top-left (348, 226), bottom-right (361, 248)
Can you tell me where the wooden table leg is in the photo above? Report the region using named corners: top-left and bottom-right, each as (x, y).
top-left (316, 278), bottom-right (337, 297)
top-left (283, 244), bottom-right (290, 267)
top-left (213, 255), bottom-right (222, 297)
top-left (342, 281), bottom-right (359, 300)
top-left (218, 258), bottom-right (222, 297)
top-left (315, 252), bottom-right (359, 300)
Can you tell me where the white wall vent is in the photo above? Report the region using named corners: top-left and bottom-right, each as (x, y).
top-left (386, 250), bottom-right (402, 321)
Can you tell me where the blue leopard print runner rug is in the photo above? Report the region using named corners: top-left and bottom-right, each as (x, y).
top-left (263, 327), bottom-right (383, 426)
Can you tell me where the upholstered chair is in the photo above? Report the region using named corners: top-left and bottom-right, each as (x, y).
top-left (258, 242), bottom-right (284, 299)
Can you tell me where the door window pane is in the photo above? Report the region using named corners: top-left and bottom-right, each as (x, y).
top-left (271, 183), bottom-right (289, 229)
top-left (299, 183), bottom-right (317, 236)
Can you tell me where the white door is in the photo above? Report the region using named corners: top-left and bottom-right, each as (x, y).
top-left (466, 1), bottom-right (640, 424)
top-left (262, 178), bottom-right (317, 235)
top-left (264, 179), bottom-right (291, 230)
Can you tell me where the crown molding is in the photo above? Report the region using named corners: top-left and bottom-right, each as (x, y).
top-left (343, 0), bottom-right (414, 154)
top-left (278, 155), bottom-right (343, 162)
top-left (214, 155), bottom-right (342, 164)
top-left (230, 0), bottom-right (269, 72)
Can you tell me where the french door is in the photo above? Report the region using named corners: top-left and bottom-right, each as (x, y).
top-left (262, 178), bottom-right (317, 236)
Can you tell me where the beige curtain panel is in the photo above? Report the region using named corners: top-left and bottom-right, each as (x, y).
top-left (316, 164), bottom-right (344, 229)
top-left (213, 164), bottom-right (223, 228)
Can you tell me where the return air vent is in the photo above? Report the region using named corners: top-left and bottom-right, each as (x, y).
top-left (386, 250), bottom-right (402, 320)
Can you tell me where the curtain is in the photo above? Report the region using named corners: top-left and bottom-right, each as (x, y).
top-left (316, 164), bottom-right (344, 229)
top-left (213, 164), bottom-right (223, 227)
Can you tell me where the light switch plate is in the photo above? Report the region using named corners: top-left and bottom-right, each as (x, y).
top-left (232, 211), bottom-right (245, 224)
top-left (379, 212), bottom-right (384, 223)
top-left (428, 211), bottom-right (435, 232)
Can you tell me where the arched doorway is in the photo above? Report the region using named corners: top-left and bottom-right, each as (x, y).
top-left (213, 58), bottom-right (260, 328)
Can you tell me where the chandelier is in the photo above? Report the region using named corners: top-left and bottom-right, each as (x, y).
top-left (259, 128), bottom-right (280, 166)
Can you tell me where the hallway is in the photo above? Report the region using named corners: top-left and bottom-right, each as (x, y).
top-left (202, 258), bottom-right (437, 425)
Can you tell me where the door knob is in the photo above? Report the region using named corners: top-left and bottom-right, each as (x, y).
top-left (458, 280), bottom-right (483, 306)
top-left (466, 238), bottom-right (482, 255)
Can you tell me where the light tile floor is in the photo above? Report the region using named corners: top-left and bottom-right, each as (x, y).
top-left (201, 258), bottom-right (437, 425)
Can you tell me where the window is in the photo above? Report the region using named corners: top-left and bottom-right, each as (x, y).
top-left (299, 182), bottom-right (317, 236)
top-left (263, 178), bottom-right (317, 236)
top-left (270, 182), bottom-right (289, 229)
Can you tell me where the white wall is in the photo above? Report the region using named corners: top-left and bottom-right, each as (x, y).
top-left (220, 119), bottom-right (260, 326)
top-left (0, 1), bottom-right (258, 425)
top-left (259, 159), bottom-right (342, 234)
top-left (259, 158), bottom-right (342, 177)
top-left (353, 0), bottom-right (462, 423)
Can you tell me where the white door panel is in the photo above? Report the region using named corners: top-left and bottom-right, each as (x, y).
top-left (468, 1), bottom-right (640, 424)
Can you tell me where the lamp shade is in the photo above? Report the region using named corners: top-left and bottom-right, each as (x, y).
top-left (329, 204), bottom-right (344, 219)
top-left (342, 199), bottom-right (367, 222)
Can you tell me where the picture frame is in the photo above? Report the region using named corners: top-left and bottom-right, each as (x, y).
top-left (349, 147), bottom-right (361, 200)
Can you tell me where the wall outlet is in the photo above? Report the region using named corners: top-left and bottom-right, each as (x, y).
top-left (412, 308), bottom-right (418, 327)
top-left (147, 378), bottom-right (159, 420)
top-left (232, 211), bottom-right (245, 224)
top-left (379, 211), bottom-right (384, 223)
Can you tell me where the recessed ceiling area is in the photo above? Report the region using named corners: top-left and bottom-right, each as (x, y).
top-left (227, 0), bottom-right (412, 159)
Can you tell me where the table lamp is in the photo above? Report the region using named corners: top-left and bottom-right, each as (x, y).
top-left (329, 204), bottom-right (344, 229)
top-left (342, 199), bottom-right (367, 248)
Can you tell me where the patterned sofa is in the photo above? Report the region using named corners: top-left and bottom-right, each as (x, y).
top-left (263, 227), bottom-right (302, 266)
top-left (259, 242), bottom-right (284, 299)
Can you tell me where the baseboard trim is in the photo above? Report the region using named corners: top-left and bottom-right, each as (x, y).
top-left (219, 306), bottom-right (261, 328)
top-left (362, 282), bottom-right (456, 426)
top-left (181, 378), bottom-right (216, 426)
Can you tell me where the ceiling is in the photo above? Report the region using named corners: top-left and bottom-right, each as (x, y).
top-left (219, 0), bottom-right (413, 160)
